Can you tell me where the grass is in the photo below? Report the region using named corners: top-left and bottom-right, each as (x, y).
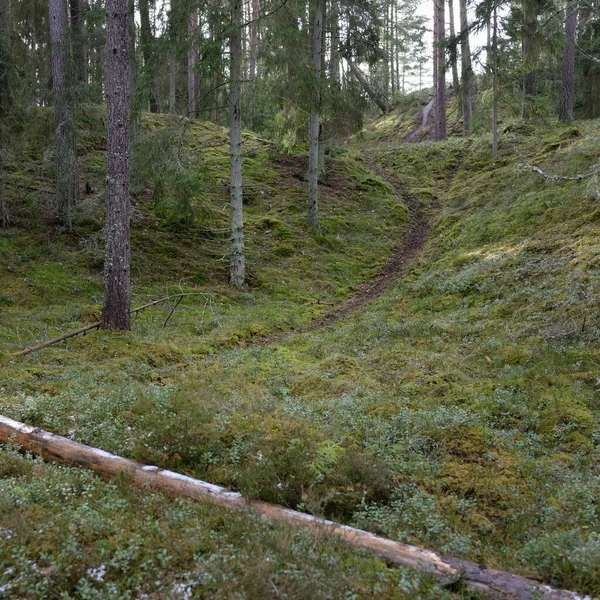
top-left (1, 103), bottom-right (600, 598)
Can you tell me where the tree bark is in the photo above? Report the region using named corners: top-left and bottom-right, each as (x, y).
top-left (459, 0), bottom-right (474, 135)
top-left (229, 0), bottom-right (245, 288)
top-left (434, 0), bottom-right (447, 140)
top-left (69, 0), bottom-right (86, 85)
top-left (169, 48), bottom-right (177, 113)
top-left (448, 0), bottom-right (460, 93)
top-left (187, 10), bottom-right (199, 119)
top-left (522, 0), bottom-right (538, 120)
top-left (346, 57), bottom-right (390, 114)
top-left (559, 1), bottom-right (577, 122)
top-left (248, 0), bottom-right (259, 128)
top-left (49, 0), bottom-right (80, 230)
top-left (102, 0), bottom-right (131, 331)
top-left (308, 0), bottom-right (323, 232)
top-left (128, 0), bottom-right (137, 141)
top-left (492, 1), bottom-right (498, 158)
top-left (0, 0), bottom-right (10, 227)
top-left (139, 0), bottom-right (159, 113)
top-left (330, 0), bottom-right (340, 87)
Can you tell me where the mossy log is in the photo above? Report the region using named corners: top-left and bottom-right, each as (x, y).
top-left (0, 415), bottom-right (586, 600)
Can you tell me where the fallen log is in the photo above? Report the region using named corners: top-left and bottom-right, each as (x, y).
top-left (0, 415), bottom-right (587, 600)
top-left (14, 293), bottom-right (207, 357)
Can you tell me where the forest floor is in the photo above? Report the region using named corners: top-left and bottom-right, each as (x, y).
top-left (1, 102), bottom-right (600, 599)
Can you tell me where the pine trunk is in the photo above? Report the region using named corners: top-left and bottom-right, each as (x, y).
top-left (102, 0), bottom-right (131, 331)
top-left (229, 0), bottom-right (245, 288)
top-left (347, 58), bottom-right (389, 114)
top-left (0, 0), bottom-right (10, 227)
top-left (308, 0), bottom-right (323, 231)
top-left (248, 0), bottom-right (259, 128)
top-left (69, 0), bottom-right (86, 84)
top-left (128, 0), bottom-right (137, 141)
top-left (448, 0), bottom-right (460, 93)
top-left (49, 0), bottom-right (80, 230)
top-left (187, 10), bottom-right (199, 119)
top-left (140, 0), bottom-right (159, 113)
top-left (459, 0), bottom-right (473, 135)
top-left (522, 0), bottom-right (538, 120)
top-left (434, 0), bottom-right (446, 140)
top-left (330, 0), bottom-right (340, 86)
top-left (492, 2), bottom-right (498, 158)
top-left (559, 2), bottom-right (577, 122)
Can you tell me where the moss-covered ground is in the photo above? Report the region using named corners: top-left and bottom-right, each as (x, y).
top-left (1, 104), bottom-right (600, 598)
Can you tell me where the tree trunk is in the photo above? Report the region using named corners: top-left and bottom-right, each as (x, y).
top-left (139, 0), bottom-right (159, 113)
top-left (448, 0), bottom-right (460, 93)
top-left (308, 0), bottom-right (323, 231)
top-left (69, 0), bottom-right (86, 85)
top-left (229, 0), bottom-right (245, 288)
top-left (346, 57), bottom-right (390, 114)
top-left (459, 0), bottom-right (473, 135)
top-left (559, 1), bottom-right (577, 122)
top-left (433, 1), bottom-right (439, 138)
top-left (0, 0), bottom-right (10, 227)
top-left (522, 0), bottom-right (538, 120)
top-left (492, 1), bottom-right (498, 158)
top-left (187, 10), bottom-right (199, 119)
top-left (248, 0), bottom-right (259, 128)
top-left (102, 0), bottom-right (131, 331)
top-left (169, 48), bottom-right (177, 114)
top-left (128, 0), bottom-right (137, 141)
top-left (434, 0), bottom-right (446, 140)
top-left (330, 0), bottom-right (340, 87)
top-left (49, 0), bottom-right (80, 230)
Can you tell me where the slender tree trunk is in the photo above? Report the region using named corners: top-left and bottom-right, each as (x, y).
top-left (248, 0), bottom-right (259, 128)
top-left (187, 10), bottom-right (198, 119)
top-left (459, 0), bottom-right (473, 135)
top-left (169, 48), bottom-right (177, 113)
top-left (128, 0), bottom-right (137, 141)
top-left (492, 1), bottom-right (498, 158)
top-left (69, 0), bottom-right (86, 85)
top-left (448, 0), bottom-right (460, 93)
top-left (559, 1), bottom-right (577, 122)
top-left (522, 0), bottom-right (538, 120)
top-left (330, 0), bottom-right (340, 86)
top-left (49, 0), bottom-right (80, 230)
top-left (346, 57), bottom-right (390, 114)
top-left (434, 0), bottom-right (447, 140)
top-left (140, 0), bottom-right (159, 113)
top-left (433, 1), bottom-right (439, 138)
top-left (0, 0), bottom-right (10, 226)
top-left (229, 0), bottom-right (245, 288)
top-left (308, 0), bottom-right (323, 231)
top-left (102, 0), bottom-right (131, 331)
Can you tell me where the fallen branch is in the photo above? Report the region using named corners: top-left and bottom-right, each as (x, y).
top-left (0, 415), bottom-right (585, 600)
top-left (516, 149), bottom-right (600, 181)
top-left (14, 293), bottom-right (206, 357)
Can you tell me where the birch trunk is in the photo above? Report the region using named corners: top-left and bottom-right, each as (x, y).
top-left (459, 0), bottom-right (473, 135)
top-left (229, 0), bottom-right (245, 288)
top-left (49, 0), bottom-right (80, 230)
top-left (102, 0), bottom-right (131, 331)
top-left (308, 0), bottom-right (323, 232)
top-left (559, 1), bottom-right (577, 122)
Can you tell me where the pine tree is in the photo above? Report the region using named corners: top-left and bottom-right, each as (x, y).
top-left (102, 0), bottom-right (132, 330)
top-left (559, 0), bottom-right (577, 122)
top-left (49, 0), bottom-right (80, 230)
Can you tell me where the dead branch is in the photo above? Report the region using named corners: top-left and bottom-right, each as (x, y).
top-left (13, 293), bottom-right (208, 357)
top-left (0, 414), bottom-right (584, 600)
top-left (516, 149), bottom-right (600, 181)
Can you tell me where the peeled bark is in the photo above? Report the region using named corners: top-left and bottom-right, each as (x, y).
top-left (187, 10), bottom-right (199, 119)
top-left (0, 414), bottom-right (585, 600)
top-left (459, 0), bottom-right (474, 135)
top-left (140, 0), bottom-right (159, 113)
top-left (49, 0), bottom-right (80, 230)
top-left (229, 0), bottom-right (245, 288)
top-left (308, 0), bottom-right (323, 231)
top-left (559, 2), bottom-right (577, 122)
top-left (346, 57), bottom-right (390, 114)
top-left (434, 0), bottom-right (446, 140)
top-left (69, 0), bottom-right (86, 84)
top-left (102, 0), bottom-right (131, 331)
